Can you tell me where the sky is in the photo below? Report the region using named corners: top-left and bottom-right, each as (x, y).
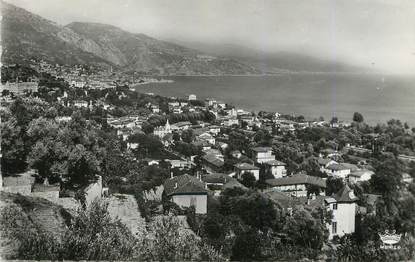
top-left (4, 0), bottom-right (415, 74)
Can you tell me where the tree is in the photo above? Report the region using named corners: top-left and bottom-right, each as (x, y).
top-left (326, 177), bottom-right (344, 196)
top-left (231, 229), bottom-right (262, 261)
top-left (228, 192), bottom-right (279, 231)
top-left (353, 112), bottom-right (364, 123)
top-left (139, 215), bottom-right (224, 261)
top-left (240, 172), bottom-right (256, 188)
top-left (61, 201), bottom-right (136, 260)
top-left (283, 207), bottom-right (328, 249)
top-left (1, 118), bottom-right (27, 174)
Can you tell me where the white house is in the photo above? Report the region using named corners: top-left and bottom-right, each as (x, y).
top-left (198, 132), bottom-right (215, 145)
top-left (73, 100), bottom-right (89, 108)
top-left (318, 158), bottom-right (338, 173)
top-left (166, 159), bottom-right (194, 170)
top-left (326, 163), bottom-right (351, 179)
top-left (252, 147), bottom-right (275, 164)
top-left (163, 174), bottom-right (208, 214)
top-left (325, 185), bottom-right (358, 240)
top-left (234, 163), bottom-right (260, 180)
top-left (265, 160), bottom-right (287, 178)
top-left (188, 94), bottom-right (197, 101)
top-left (348, 169), bottom-right (374, 184)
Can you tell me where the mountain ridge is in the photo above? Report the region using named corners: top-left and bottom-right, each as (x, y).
top-left (1, 1), bottom-right (364, 75)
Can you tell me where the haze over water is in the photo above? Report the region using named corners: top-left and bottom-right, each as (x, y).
top-left (135, 74), bottom-right (415, 126)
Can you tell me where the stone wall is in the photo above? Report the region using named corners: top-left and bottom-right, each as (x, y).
top-left (106, 194), bottom-right (146, 238)
top-left (84, 176), bottom-right (103, 206)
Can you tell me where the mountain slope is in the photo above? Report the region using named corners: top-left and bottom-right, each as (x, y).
top-left (1, 1), bottom-right (110, 66)
top-left (1, 2), bottom-right (259, 75)
top-left (167, 40), bottom-right (364, 73)
top-left (64, 22), bottom-right (259, 75)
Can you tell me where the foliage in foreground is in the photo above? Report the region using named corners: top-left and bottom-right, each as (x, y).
top-left (0, 199), bottom-right (224, 261)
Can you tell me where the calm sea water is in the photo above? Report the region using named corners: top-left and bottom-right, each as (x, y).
top-left (134, 74), bottom-right (415, 126)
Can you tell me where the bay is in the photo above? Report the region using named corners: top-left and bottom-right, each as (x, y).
top-left (134, 74), bottom-right (415, 126)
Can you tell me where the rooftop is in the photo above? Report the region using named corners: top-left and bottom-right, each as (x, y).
top-left (234, 162), bottom-right (259, 170)
top-left (163, 174), bottom-right (208, 196)
top-left (202, 154), bottom-right (224, 167)
top-left (266, 174), bottom-right (326, 188)
top-left (265, 160), bottom-right (286, 166)
top-left (332, 185), bottom-right (358, 203)
top-left (252, 147), bottom-right (273, 153)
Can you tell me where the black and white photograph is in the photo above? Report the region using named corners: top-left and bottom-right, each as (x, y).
top-left (0, 0), bottom-right (414, 261)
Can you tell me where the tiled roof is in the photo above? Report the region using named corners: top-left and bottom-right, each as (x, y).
top-left (202, 154), bottom-right (224, 167)
top-left (340, 163), bottom-right (359, 172)
top-left (223, 179), bottom-right (247, 190)
top-left (202, 173), bottom-right (234, 184)
top-left (252, 147), bottom-right (273, 152)
top-left (266, 174), bottom-right (326, 188)
top-left (349, 169), bottom-right (374, 177)
top-left (163, 174), bottom-right (208, 196)
top-left (234, 162), bottom-right (259, 170)
top-left (333, 185), bottom-right (358, 203)
top-left (327, 163), bottom-right (350, 171)
top-left (317, 158), bottom-right (335, 166)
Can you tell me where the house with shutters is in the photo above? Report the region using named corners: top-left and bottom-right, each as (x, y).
top-left (265, 160), bottom-right (287, 178)
top-left (163, 174), bottom-right (208, 214)
top-left (325, 185), bottom-right (358, 239)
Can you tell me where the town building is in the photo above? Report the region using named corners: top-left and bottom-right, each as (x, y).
top-left (325, 185), bottom-right (358, 239)
top-left (201, 173), bottom-right (245, 196)
top-left (348, 169), bottom-right (374, 184)
top-left (265, 160), bottom-right (287, 178)
top-left (265, 173), bottom-right (326, 197)
top-left (251, 147), bottom-right (275, 164)
top-left (188, 94), bottom-right (197, 101)
top-left (153, 120), bottom-right (172, 138)
top-left (163, 174), bottom-right (208, 214)
top-left (326, 163), bottom-right (352, 179)
top-left (202, 154), bottom-right (225, 173)
top-left (234, 163), bottom-right (260, 180)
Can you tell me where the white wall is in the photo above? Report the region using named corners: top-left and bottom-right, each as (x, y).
top-left (172, 194), bottom-right (207, 214)
top-left (329, 202), bottom-right (356, 239)
top-left (271, 166), bottom-right (286, 178)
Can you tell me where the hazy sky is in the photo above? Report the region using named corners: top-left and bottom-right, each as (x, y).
top-left (5, 0), bottom-right (415, 74)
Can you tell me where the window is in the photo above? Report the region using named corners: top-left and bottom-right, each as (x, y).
top-left (333, 203), bottom-right (337, 210)
top-left (332, 222), bottom-right (337, 234)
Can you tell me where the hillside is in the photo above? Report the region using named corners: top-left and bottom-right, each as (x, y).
top-left (168, 40), bottom-right (365, 73)
top-left (65, 22), bottom-right (259, 75)
top-left (0, 1), bottom-right (110, 67)
top-left (0, 192), bottom-right (71, 259)
top-left (1, 1), bottom-right (259, 75)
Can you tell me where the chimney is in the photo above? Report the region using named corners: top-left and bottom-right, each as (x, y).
top-left (171, 172), bottom-right (174, 178)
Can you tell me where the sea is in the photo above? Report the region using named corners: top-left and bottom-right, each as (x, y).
top-left (134, 74), bottom-right (415, 126)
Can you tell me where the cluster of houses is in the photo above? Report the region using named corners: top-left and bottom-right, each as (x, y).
top-left (159, 143), bottom-right (383, 241)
